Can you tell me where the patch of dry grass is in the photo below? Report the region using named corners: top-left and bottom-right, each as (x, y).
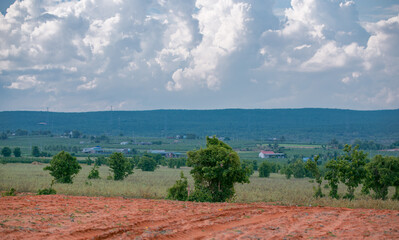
top-left (0, 164), bottom-right (397, 210)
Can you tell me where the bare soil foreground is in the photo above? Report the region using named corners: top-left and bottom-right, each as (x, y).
top-left (1, 195), bottom-right (398, 239)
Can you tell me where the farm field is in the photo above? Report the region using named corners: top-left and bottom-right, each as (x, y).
top-left (1, 194), bottom-right (398, 239)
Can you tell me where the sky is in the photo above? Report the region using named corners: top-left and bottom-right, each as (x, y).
top-left (0, 0), bottom-right (398, 112)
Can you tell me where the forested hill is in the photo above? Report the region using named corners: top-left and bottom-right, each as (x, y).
top-left (0, 109), bottom-right (398, 143)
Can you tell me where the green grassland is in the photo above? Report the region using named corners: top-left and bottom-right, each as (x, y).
top-left (0, 163), bottom-right (398, 210)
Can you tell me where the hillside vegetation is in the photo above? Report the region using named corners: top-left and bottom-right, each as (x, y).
top-left (0, 109), bottom-right (398, 143)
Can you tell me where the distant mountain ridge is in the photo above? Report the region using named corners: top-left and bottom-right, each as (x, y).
top-left (0, 109), bottom-right (398, 143)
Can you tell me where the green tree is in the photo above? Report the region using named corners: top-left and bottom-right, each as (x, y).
top-left (305, 156), bottom-right (324, 198)
top-left (0, 132), bottom-right (7, 140)
top-left (44, 151), bottom-right (82, 183)
top-left (324, 159), bottom-right (340, 199)
top-left (338, 145), bottom-right (367, 200)
top-left (241, 160), bottom-right (254, 177)
top-left (32, 146), bottom-right (40, 157)
top-left (283, 165), bottom-right (293, 179)
top-left (108, 152), bottom-right (132, 180)
top-left (167, 172), bottom-right (189, 201)
top-left (95, 156), bottom-right (106, 166)
top-left (137, 156), bottom-right (158, 171)
top-left (252, 160), bottom-right (258, 171)
top-left (1, 147), bottom-right (12, 157)
top-left (13, 147), bottom-right (21, 157)
top-left (186, 136), bottom-right (250, 202)
top-left (362, 155), bottom-right (399, 200)
top-left (71, 130), bottom-right (81, 138)
top-left (259, 161), bottom-right (272, 178)
top-left (291, 159), bottom-right (309, 178)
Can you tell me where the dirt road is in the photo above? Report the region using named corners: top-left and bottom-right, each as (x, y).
top-left (1, 195), bottom-right (398, 239)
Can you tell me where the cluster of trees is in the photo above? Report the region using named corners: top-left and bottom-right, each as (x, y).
top-left (352, 139), bottom-right (385, 150)
top-left (1, 147), bottom-right (21, 157)
top-left (31, 146), bottom-right (51, 157)
top-left (30, 130), bottom-right (52, 136)
top-left (167, 158), bottom-right (187, 169)
top-left (43, 149), bottom-right (169, 185)
top-left (281, 160), bottom-right (313, 179)
top-left (258, 161), bottom-right (282, 178)
top-left (90, 135), bottom-right (110, 143)
top-left (308, 145), bottom-right (399, 200)
top-left (43, 145), bottom-right (81, 153)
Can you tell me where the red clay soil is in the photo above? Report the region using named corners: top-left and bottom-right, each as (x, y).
top-left (0, 195), bottom-right (398, 239)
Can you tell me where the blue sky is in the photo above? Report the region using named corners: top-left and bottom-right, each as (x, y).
top-left (0, 0), bottom-right (398, 112)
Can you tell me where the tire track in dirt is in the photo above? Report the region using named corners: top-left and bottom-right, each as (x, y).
top-left (1, 195), bottom-right (399, 240)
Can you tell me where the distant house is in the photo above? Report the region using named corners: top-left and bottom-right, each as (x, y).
top-left (120, 141), bottom-right (129, 145)
top-left (259, 150), bottom-right (285, 159)
top-left (82, 146), bottom-right (131, 154)
top-left (82, 146), bottom-right (104, 154)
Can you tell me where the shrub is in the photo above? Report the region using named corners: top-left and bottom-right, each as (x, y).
top-left (1, 188), bottom-right (16, 197)
top-left (362, 155), bottom-right (399, 200)
top-left (167, 172), bottom-right (188, 201)
top-left (137, 156), bottom-right (158, 172)
top-left (86, 156), bottom-right (93, 165)
top-left (44, 151), bottom-right (82, 184)
top-left (88, 164), bottom-right (100, 179)
top-left (32, 146), bottom-right (41, 157)
top-left (186, 136), bottom-right (249, 202)
top-left (37, 188), bottom-right (57, 195)
top-left (291, 160), bottom-right (309, 178)
top-left (108, 152), bottom-right (132, 180)
top-left (1, 147), bottom-right (12, 157)
top-left (188, 185), bottom-right (213, 202)
top-left (241, 160), bottom-right (254, 177)
top-left (259, 161), bottom-right (272, 178)
top-left (95, 156), bottom-right (106, 166)
top-left (13, 147), bottom-right (21, 157)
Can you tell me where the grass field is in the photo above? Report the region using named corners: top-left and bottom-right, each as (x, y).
top-left (1, 163), bottom-right (397, 210)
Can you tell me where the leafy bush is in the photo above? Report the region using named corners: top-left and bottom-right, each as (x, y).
top-left (86, 156), bottom-right (93, 165)
top-left (1, 147), bottom-right (12, 157)
top-left (241, 160), bottom-right (254, 177)
top-left (88, 164), bottom-right (100, 179)
top-left (362, 155), bottom-right (399, 200)
top-left (186, 136), bottom-right (250, 202)
top-left (137, 156), bottom-right (158, 172)
top-left (2, 188), bottom-right (16, 197)
top-left (188, 185), bottom-right (213, 202)
top-left (13, 147), bottom-right (21, 157)
top-left (108, 152), bottom-right (132, 180)
top-left (95, 156), bottom-right (106, 166)
top-left (259, 161), bottom-right (272, 178)
top-left (291, 160), bottom-right (310, 178)
top-left (37, 188), bottom-right (57, 195)
top-left (167, 172), bottom-right (188, 201)
top-left (32, 146), bottom-right (41, 157)
top-left (44, 151), bottom-right (82, 183)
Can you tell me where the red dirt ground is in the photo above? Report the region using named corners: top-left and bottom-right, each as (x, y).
top-left (1, 195), bottom-right (398, 239)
